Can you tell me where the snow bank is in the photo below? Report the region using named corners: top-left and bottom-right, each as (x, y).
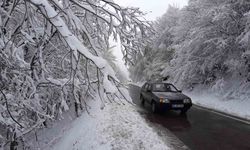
top-left (186, 91), bottom-right (250, 121)
top-left (183, 76), bottom-right (250, 121)
top-left (51, 96), bottom-right (172, 150)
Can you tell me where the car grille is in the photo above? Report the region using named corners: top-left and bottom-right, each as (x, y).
top-left (170, 100), bottom-right (183, 104)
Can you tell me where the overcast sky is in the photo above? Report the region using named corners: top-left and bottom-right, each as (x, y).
top-left (114, 0), bottom-right (189, 20)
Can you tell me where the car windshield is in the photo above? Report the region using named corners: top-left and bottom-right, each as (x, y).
top-left (152, 83), bottom-right (179, 92)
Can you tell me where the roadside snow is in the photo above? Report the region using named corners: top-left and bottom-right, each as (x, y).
top-left (51, 96), bottom-right (172, 150)
top-left (186, 91), bottom-right (250, 121)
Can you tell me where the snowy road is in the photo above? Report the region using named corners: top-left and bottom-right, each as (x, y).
top-left (129, 84), bottom-right (250, 150)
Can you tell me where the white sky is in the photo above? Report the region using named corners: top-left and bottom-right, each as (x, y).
top-left (114, 0), bottom-right (189, 20)
top-left (111, 0), bottom-right (189, 80)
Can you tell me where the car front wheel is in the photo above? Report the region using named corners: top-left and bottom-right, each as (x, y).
top-left (151, 101), bottom-right (157, 113)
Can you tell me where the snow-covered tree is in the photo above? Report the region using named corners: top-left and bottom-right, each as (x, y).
top-left (0, 0), bottom-right (153, 148)
top-left (165, 0), bottom-right (250, 89)
top-left (129, 6), bottom-right (179, 82)
top-left (132, 0), bottom-right (250, 99)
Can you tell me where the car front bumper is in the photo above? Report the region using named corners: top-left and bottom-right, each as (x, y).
top-left (156, 102), bottom-right (192, 111)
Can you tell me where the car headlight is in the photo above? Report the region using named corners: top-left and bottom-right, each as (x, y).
top-left (163, 99), bottom-right (170, 103)
top-left (183, 99), bottom-right (191, 103)
top-left (160, 98), bottom-right (170, 103)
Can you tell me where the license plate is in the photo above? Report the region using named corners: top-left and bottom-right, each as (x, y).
top-left (172, 104), bottom-right (184, 108)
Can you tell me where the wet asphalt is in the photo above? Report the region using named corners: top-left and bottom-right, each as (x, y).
top-left (129, 84), bottom-right (250, 150)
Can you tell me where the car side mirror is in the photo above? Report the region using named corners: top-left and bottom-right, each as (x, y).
top-left (178, 90), bottom-right (182, 93)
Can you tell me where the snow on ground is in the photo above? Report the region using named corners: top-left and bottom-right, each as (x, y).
top-left (22, 107), bottom-right (78, 149)
top-left (186, 91), bottom-right (250, 121)
top-left (50, 95), bottom-right (172, 150)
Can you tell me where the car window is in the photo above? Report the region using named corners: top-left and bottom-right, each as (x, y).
top-left (155, 84), bottom-right (164, 89)
top-left (167, 84), bottom-right (178, 92)
top-left (152, 83), bottom-right (178, 92)
top-left (147, 84), bottom-right (151, 91)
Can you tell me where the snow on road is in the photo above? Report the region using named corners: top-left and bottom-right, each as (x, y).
top-left (51, 96), bottom-right (172, 150)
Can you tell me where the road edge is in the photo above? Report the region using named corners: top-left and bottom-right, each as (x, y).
top-left (193, 104), bottom-right (250, 125)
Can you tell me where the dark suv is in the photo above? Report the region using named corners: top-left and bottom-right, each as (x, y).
top-left (140, 82), bottom-right (192, 113)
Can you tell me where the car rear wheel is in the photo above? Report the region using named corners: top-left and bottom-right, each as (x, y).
top-left (151, 101), bottom-right (157, 113)
top-left (140, 95), bottom-right (145, 106)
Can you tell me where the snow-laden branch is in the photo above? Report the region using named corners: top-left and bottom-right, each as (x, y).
top-left (0, 0), bottom-right (153, 147)
top-left (29, 0), bottom-right (118, 92)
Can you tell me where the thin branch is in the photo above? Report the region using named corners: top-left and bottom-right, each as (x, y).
top-left (0, 89), bottom-right (24, 128)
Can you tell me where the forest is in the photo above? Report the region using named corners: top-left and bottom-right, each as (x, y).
top-left (130, 0), bottom-right (250, 100)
